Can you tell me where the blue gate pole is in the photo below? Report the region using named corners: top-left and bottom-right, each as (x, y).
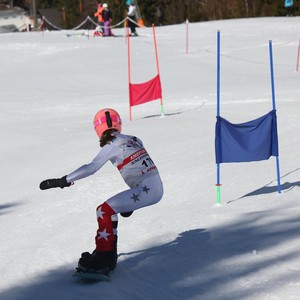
top-left (216, 30), bottom-right (221, 204)
top-left (269, 40), bottom-right (281, 193)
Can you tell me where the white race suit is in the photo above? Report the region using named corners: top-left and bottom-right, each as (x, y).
top-left (66, 133), bottom-right (163, 251)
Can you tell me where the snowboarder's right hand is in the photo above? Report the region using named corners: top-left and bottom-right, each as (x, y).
top-left (39, 175), bottom-right (72, 190)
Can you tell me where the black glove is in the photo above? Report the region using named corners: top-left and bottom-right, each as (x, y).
top-left (39, 175), bottom-right (72, 190)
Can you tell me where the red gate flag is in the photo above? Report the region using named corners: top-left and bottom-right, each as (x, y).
top-left (129, 74), bottom-right (162, 107)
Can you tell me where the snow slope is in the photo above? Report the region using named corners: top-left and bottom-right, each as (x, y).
top-left (0, 17), bottom-right (300, 300)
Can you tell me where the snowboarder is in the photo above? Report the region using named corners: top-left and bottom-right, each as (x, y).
top-left (39, 108), bottom-right (163, 273)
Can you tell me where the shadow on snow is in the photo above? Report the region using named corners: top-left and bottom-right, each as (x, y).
top-left (2, 210), bottom-right (300, 300)
top-left (228, 167), bottom-right (300, 203)
top-left (0, 202), bottom-right (21, 216)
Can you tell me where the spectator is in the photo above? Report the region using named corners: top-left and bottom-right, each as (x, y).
top-left (94, 2), bottom-right (104, 34)
top-left (102, 3), bottom-right (113, 36)
top-left (284, 0), bottom-right (294, 16)
top-left (126, 0), bottom-right (138, 36)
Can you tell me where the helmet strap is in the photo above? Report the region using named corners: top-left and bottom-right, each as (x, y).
top-left (105, 111), bottom-right (113, 128)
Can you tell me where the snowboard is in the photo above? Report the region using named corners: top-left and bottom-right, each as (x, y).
top-left (73, 268), bottom-right (111, 282)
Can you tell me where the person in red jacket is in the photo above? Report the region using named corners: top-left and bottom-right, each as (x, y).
top-left (94, 2), bottom-right (104, 34)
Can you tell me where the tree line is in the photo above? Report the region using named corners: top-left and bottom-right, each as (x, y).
top-left (5, 0), bottom-right (299, 28)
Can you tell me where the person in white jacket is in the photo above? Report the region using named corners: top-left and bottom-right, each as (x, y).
top-left (40, 108), bottom-right (163, 273)
top-left (126, 0), bottom-right (138, 36)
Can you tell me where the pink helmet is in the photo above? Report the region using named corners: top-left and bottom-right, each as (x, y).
top-left (93, 108), bottom-right (122, 138)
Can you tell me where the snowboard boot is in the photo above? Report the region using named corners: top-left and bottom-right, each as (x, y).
top-left (78, 234), bottom-right (118, 273)
top-left (78, 250), bottom-right (117, 272)
top-left (113, 235), bottom-right (118, 265)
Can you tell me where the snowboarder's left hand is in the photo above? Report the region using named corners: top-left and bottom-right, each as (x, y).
top-left (39, 175), bottom-right (72, 190)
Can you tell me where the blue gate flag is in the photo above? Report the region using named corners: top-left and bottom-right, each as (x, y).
top-left (215, 110), bottom-right (279, 163)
